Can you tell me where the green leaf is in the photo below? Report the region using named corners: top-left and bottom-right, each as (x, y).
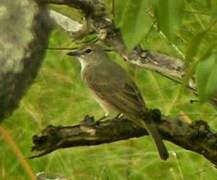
top-left (151, 0), bottom-right (184, 40)
top-left (115, 0), bottom-right (152, 51)
top-left (185, 31), bottom-right (207, 63)
top-left (114, 0), bottom-right (129, 27)
top-left (196, 53), bottom-right (217, 102)
top-left (183, 29), bottom-right (212, 91)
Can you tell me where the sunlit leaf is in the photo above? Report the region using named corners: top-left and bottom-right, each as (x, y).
top-left (151, 0), bottom-right (184, 40)
top-left (185, 30), bottom-right (208, 62)
top-left (182, 30), bottom-right (209, 91)
top-left (196, 53), bottom-right (217, 102)
top-left (114, 0), bottom-right (129, 27)
top-left (115, 0), bottom-right (152, 51)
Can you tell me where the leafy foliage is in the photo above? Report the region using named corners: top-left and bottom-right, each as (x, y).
top-left (115, 0), bottom-right (184, 50)
top-left (115, 0), bottom-right (217, 103)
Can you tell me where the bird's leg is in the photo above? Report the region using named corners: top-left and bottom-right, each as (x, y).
top-left (97, 111), bottom-right (110, 122)
top-left (80, 115), bottom-right (95, 126)
top-left (97, 113), bottom-right (123, 122)
top-left (115, 113), bottom-right (124, 119)
top-left (190, 99), bottom-right (198, 104)
top-left (97, 116), bottom-right (108, 121)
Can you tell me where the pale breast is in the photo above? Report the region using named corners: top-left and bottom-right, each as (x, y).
top-left (89, 88), bottom-right (117, 116)
top-left (81, 63), bottom-right (117, 116)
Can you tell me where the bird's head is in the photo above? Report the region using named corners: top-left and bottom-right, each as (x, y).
top-left (67, 44), bottom-right (106, 64)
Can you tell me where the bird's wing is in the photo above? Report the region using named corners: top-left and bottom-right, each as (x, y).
top-left (85, 68), bottom-right (146, 118)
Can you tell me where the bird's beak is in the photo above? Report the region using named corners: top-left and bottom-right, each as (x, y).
top-left (67, 50), bottom-right (81, 57)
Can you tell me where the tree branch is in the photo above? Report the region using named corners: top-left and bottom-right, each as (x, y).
top-left (31, 113), bottom-right (217, 167)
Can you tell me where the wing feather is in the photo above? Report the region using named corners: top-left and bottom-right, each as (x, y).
top-left (84, 64), bottom-right (146, 118)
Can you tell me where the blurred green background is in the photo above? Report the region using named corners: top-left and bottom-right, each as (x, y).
top-left (1, 0), bottom-right (217, 179)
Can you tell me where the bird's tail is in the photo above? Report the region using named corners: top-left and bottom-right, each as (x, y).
top-left (139, 120), bottom-right (169, 160)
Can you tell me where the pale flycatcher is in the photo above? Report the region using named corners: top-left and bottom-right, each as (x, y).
top-left (67, 44), bottom-right (169, 160)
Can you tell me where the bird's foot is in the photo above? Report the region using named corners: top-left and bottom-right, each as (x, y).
top-left (80, 115), bottom-right (95, 126)
top-left (115, 113), bottom-right (124, 119)
top-left (97, 115), bottom-right (109, 122)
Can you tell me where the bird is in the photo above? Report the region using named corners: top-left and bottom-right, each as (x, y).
top-left (67, 44), bottom-right (169, 160)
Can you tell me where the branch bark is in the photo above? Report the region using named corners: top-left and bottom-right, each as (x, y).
top-left (31, 113), bottom-right (217, 167)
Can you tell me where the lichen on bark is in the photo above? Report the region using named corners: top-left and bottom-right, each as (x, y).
top-left (0, 0), bottom-right (51, 121)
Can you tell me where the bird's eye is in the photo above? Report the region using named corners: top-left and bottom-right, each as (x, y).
top-left (85, 48), bottom-right (92, 53)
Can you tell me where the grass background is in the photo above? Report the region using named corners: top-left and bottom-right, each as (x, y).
top-left (1, 1), bottom-right (217, 179)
